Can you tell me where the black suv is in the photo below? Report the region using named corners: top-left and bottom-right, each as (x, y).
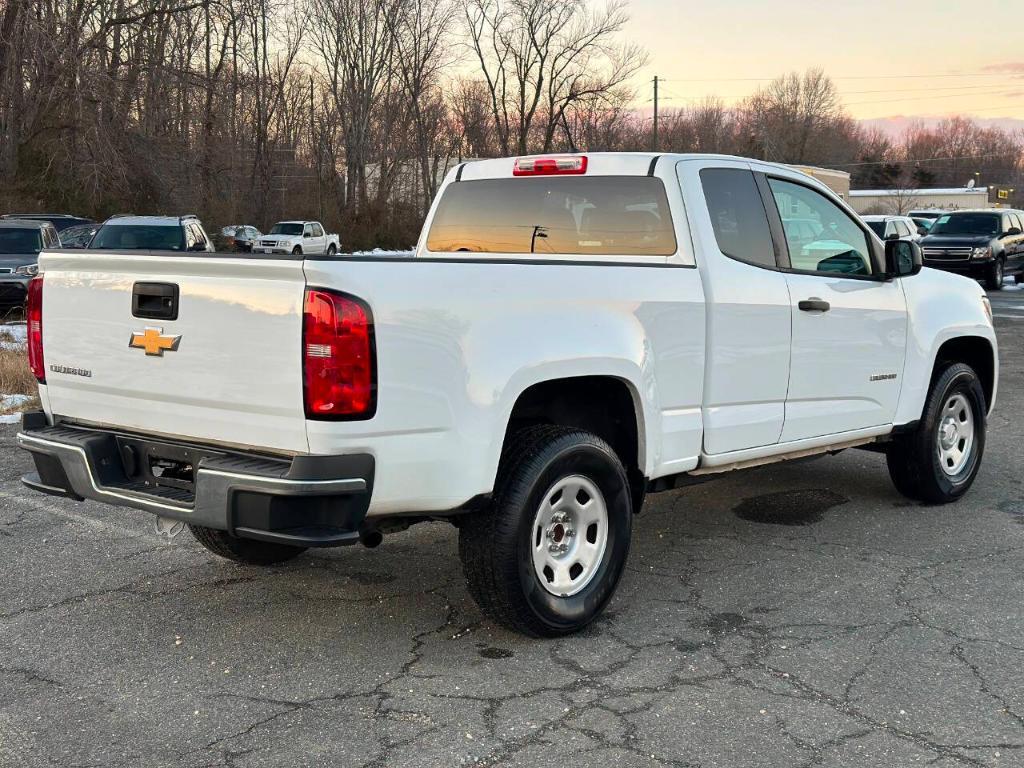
top-left (919, 209), bottom-right (1024, 290)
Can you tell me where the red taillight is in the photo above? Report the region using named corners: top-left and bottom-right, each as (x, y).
top-left (302, 288), bottom-right (375, 419)
top-left (26, 275), bottom-right (44, 383)
top-left (513, 155), bottom-right (588, 176)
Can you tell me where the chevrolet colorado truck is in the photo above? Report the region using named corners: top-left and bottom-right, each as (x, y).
top-left (253, 221), bottom-right (340, 255)
top-left (18, 153), bottom-right (998, 637)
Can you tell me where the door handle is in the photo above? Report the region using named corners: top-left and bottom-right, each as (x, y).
top-left (798, 298), bottom-right (830, 313)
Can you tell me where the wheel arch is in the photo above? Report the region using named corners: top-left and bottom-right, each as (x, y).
top-left (931, 335), bottom-right (996, 414)
top-left (500, 375), bottom-right (648, 485)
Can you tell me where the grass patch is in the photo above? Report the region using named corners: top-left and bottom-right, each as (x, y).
top-left (0, 347), bottom-right (38, 414)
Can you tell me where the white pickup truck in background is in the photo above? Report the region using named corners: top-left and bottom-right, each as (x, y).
top-left (252, 220), bottom-right (340, 255)
top-left (18, 153), bottom-right (997, 636)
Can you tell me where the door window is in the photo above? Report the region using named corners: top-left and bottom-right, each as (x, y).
top-left (894, 220), bottom-right (911, 238)
top-left (699, 168), bottom-right (776, 268)
top-left (767, 178), bottom-right (873, 276)
top-left (303, 224), bottom-right (313, 237)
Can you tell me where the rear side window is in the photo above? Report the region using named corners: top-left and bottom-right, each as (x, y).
top-left (90, 225), bottom-right (186, 250)
top-left (699, 168), bottom-right (776, 268)
top-left (426, 177), bottom-right (676, 256)
top-left (312, 223), bottom-right (324, 237)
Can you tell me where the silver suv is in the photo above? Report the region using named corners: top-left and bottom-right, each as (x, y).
top-left (88, 215), bottom-right (216, 252)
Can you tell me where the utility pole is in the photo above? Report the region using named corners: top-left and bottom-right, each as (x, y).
top-left (310, 75), bottom-right (323, 222)
top-left (652, 75), bottom-right (659, 152)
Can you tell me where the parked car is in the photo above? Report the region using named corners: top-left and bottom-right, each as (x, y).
top-left (57, 223), bottom-right (98, 249)
top-left (18, 153), bottom-right (997, 637)
top-left (908, 209), bottom-right (949, 221)
top-left (222, 225), bottom-right (262, 252)
top-left (88, 215), bottom-right (215, 252)
top-left (253, 221), bottom-right (339, 255)
top-left (919, 209), bottom-right (1024, 289)
top-left (0, 213), bottom-right (94, 232)
top-left (0, 220), bottom-right (58, 308)
top-left (861, 214), bottom-right (925, 241)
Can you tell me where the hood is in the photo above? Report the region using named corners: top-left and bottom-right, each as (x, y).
top-left (0, 254), bottom-right (38, 271)
top-left (920, 234), bottom-right (993, 248)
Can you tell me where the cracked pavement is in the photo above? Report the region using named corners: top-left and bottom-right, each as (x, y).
top-left (1, 293), bottom-right (1023, 768)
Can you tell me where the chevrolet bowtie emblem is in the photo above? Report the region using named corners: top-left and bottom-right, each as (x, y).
top-left (129, 327), bottom-right (181, 356)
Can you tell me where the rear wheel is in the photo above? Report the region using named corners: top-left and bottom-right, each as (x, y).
top-left (1015, 271), bottom-right (1023, 284)
top-left (458, 425), bottom-right (633, 637)
top-left (985, 258), bottom-right (1004, 291)
top-left (886, 363), bottom-right (986, 504)
top-left (189, 525), bottom-right (307, 565)
top-left (327, 244), bottom-right (337, 255)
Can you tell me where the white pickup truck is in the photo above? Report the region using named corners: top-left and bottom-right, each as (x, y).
top-left (252, 220), bottom-right (340, 255)
top-left (18, 153), bottom-right (997, 637)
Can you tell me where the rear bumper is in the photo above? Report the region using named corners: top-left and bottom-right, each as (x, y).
top-left (17, 412), bottom-right (374, 547)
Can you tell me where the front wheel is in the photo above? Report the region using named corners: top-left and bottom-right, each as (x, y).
top-left (886, 363), bottom-right (986, 504)
top-left (986, 258), bottom-right (1004, 291)
top-left (459, 425), bottom-right (633, 637)
top-left (292, 245), bottom-right (302, 256)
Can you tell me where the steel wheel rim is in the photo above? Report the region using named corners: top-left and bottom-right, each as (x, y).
top-left (530, 475), bottom-right (609, 597)
top-left (936, 392), bottom-right (975, 476)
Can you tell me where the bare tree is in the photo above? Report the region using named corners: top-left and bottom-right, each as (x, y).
top-left (464, 0), bottom-right (645, 155)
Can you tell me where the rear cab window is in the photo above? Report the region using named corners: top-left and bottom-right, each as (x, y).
top-left (426, 176), bottom-right (677, 257)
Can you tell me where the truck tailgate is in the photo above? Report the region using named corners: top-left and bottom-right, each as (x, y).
top-left (38, 251), bottom-right (308, 454)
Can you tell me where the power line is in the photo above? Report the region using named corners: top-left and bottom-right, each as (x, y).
top-left (826, 152), bottom-right (1019, 168)
top-left (657, 72), bottom-right (1022, 82)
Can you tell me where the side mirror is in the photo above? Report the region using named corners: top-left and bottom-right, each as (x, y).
top-left (1006, 227), bottom-right (1022, 236)
top-left (885, 239), bottom-right (922, 278)
top-left (884, 232), bottom-right (900, 241)
top-left (303, 232), bottom-right (312, 238)
top-left (917, 226), bottom-right (929, 236)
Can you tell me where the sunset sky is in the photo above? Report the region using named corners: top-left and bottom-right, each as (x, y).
top-left (624, 0), bottom-right (1024, 121)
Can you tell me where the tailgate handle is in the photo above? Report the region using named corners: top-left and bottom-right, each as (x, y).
top-left (132, 282), bottom-right (179, 321)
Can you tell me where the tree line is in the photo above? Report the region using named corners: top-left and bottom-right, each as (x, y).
top-left (2, 0), bottom-right (1022, 248)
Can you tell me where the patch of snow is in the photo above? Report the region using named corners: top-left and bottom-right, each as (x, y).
top-left (0, 393), bottom-right (31, 423)
top-left (347, 249), bottom-right (415, 258)
top-left (0, 322), bottom-right (27, 350)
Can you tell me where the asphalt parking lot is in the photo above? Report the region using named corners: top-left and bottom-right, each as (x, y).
top-left (1, 287), bottom-right (1022, 768)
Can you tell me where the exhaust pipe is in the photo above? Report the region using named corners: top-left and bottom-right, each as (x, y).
top-left (359, 529), bottom-right (383, 548)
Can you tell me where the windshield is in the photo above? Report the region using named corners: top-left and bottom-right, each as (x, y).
top-left (0, 228), bottom-right (42, 254)
top-left (865, 221), bottom-right (886, 237)
top-left (90, 224), bottom-right (185, 250)
top-left (930, 213), bottom-right (1000, 237)
top-left (270, 223), bottom-right (303, 236)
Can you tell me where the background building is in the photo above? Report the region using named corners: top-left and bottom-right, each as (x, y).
top-left (849, 187), bottom-right (992, 215)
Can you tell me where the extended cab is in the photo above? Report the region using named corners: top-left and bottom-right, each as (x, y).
top-left (18, 154), bottom-right (998, 637)
top-left (253, 221), bottom-right (340, 255)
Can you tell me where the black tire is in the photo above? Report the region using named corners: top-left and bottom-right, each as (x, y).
top-left (886, 363), bottom-right (986, 504)
top-left (1015, 271), bottom-right (1023, 284)
top-left (327, 244), bottom-right (337, 255)
top-left (292, 245), bottom-right (302, 255)
top-left (459, 425), bottom-right (633, 637)
top-left (189, 525), bottom-right (307, 565)
top-left (985, 258), bottom-right (1004, 291)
